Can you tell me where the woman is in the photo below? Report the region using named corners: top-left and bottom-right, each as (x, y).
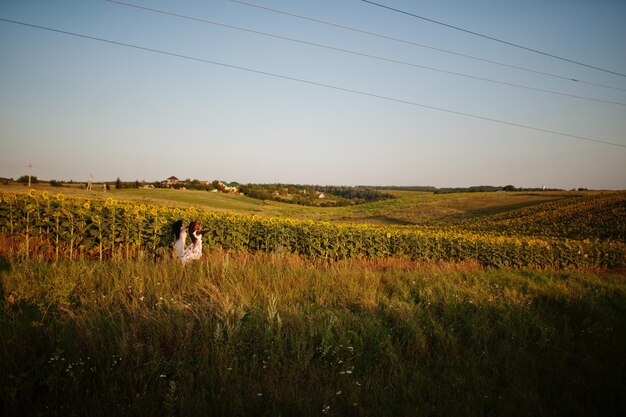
top-left (172, 220), bottom-right (188, 259)
top-left (180, 221), bottom-right (210, 263)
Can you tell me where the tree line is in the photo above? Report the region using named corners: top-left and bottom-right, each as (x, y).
top-left (237, 184), bottom-right (394, 207)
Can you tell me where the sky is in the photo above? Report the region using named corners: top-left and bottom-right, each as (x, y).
top-left (1, 0), bottom-right (625, 189)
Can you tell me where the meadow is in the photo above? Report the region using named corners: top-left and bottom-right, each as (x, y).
top-left (1, 186), bottom-right (625, 416)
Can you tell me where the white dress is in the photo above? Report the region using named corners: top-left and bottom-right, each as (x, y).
top-left (173, 229), bottom-right (188, 259)
top-left (180, 231), bottom-right (203, 263)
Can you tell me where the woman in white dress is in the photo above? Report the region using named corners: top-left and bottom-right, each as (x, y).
top-left (172, 220), bottom-right (188, 259)
top-left (180, 221), bottom-right (209, 263)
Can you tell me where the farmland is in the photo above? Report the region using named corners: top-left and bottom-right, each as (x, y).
top-left (0, 186), bottom-right (624, 268)
top-left (1, 183), bottom-right (593, 223)
top-left (1, 185), bottom-right (625, 416)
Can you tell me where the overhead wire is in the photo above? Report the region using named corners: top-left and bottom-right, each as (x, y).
top-left (104, 0), bottom-right (626, 107)
top-left (229, 0), bottom-right (626, 93)
top-left (1, 17), bottom-right (624, 149)
top-left (360, 0), bottom-right (626, 78)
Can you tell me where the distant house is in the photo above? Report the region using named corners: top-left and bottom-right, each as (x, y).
top-left (161, 176), bottom-right (179, 187)
top-left (218, 181), bottom-right (241, 194)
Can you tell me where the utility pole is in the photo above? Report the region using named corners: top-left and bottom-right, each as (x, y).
top-left (28, 163), bottom-right (32, 187)
top-left (87, 174), bottom-right (93, 191)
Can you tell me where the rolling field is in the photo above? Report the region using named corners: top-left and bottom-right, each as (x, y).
top-left (1, 186), bottom-right (624, 268)
top-left (1, 185), bottom-right (625, 416)
top-left (0, 183), bottom-right (599, 224)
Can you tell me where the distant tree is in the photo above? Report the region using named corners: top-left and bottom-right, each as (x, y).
top-left (135, 180), bottom-right (140, 189)
top-left (212, 180), bottom-right (226, 192)
top-left (115, 177), bottom-right (123, 189)
top-left (503, 185), bottom-right (517, 192)
top-left (17, 175), bottom-right (38, 184)
top-left (50, 179), bottom-right (62, 187)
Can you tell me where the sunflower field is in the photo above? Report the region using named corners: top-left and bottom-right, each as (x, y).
top-left (1, 190), bottom-right (624, 269)
top-left (454, 192), bottom-right (626, 241)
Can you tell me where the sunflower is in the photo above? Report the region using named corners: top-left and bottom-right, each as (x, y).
top-left (28, 189), bottom-right (37, 198)
top-left (56, 193), bottom-right (65, 202)
top-left (83, 202), bottom-right (91, 210)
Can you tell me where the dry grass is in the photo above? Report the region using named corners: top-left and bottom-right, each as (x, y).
top-left (2, 252), bottom-right (625, 416)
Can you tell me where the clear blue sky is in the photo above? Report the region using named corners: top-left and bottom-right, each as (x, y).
top-left (1, 0), bottom-right (625, 189)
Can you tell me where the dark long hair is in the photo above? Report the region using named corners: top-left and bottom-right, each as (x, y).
top-left (188, 221), bottom-right (199, 244)
top-left (172, 220), bottom-right (184, 241)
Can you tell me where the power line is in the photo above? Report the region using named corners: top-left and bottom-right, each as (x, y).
top-left (360, 0), bottom-right (626, 78)
top-left (105, 0), bottom-right (626, 107)
top-left (230, 0), bottom-right (626, 93)
top-left (1, 17), bottom-right (624, 149)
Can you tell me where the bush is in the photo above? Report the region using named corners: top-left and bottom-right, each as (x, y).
top-left (16, 175), bottom-right (37, 184)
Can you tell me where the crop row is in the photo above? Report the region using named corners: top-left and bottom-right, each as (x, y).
top-left (455, 192), bottom-right (626, 241)
top-left (1, 190), bottom-right (624, 269)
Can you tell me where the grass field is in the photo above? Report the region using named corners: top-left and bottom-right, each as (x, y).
top-left (2, 254), bottom-right (625, 416)
top-left (1, 184), bottom-right (625, 416)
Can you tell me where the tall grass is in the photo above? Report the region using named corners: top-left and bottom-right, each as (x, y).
top-left (2, 253), bottom-right (625, 416)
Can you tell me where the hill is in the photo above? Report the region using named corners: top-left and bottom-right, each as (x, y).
top-left (0, 183), bottom-right (597, 226)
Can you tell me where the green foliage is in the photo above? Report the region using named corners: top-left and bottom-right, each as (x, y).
top-left (238, 184), bottom-right (394, 207)
top-left (17, 175), bottom-right (37, 184)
